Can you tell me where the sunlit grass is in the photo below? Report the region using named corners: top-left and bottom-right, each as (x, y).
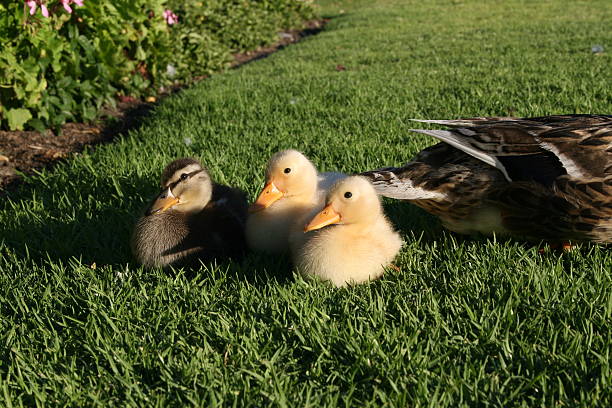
top-left (1, 0), bottom-right (611, 405)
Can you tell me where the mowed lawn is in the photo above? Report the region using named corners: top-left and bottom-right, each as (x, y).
top-left (1, 0), bottom-right (611, 405)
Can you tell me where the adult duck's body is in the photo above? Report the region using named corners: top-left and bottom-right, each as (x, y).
top-left (132, 158), bottom-right (248, 268)
top-left (361, 115), bottom-right (612, 244)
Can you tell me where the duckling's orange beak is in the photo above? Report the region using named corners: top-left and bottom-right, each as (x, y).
top-left (304, 204), bottom-right (341, 232)
top-left (249, 181), bottom-right (283, 213)
top-left (148, 188), bottom-right (179, 215)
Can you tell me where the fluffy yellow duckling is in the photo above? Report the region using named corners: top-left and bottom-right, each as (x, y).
top-left (246, 149), bottom-right (345, 253)
top-left (132, 158), bottom-right (248, 268)
top-left (292, 176), bottom-right (403, 287)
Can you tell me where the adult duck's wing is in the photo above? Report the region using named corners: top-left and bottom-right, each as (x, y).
top-left (409, 125), bottom-right (560, 184)
top-left (410, 114), bottom-right (612, 182)
top-left (361, 143), bottom-right (502, 203)
top-left (536, 122), bottom-right (612, 178)
top-left (411, 114), bottom-right (612, 129)
top-left (489, 175), bottom-right (612, 243)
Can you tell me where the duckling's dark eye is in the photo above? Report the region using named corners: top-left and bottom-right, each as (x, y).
top-left (180, 173), bottom-right (188, 181)
top-left (284, 168), bottom-right (291, 174)
top-left (344, 192), bottom-right (352, 199)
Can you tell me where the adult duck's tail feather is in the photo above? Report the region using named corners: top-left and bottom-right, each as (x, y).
top-left (360, 167), bottom-right (446, 201)
top-left (409, 118), bottom-right (520, 127)
top-left (409, 128), bottom-right (512, 181)
top-left (411, 118), bottom-right (484, 127)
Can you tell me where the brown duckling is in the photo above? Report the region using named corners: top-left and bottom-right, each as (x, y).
top-left (132, 158), bottom-right (248, 268)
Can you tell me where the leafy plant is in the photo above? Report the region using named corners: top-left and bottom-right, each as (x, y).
top-left (0, 0), bottom-right (316, 131)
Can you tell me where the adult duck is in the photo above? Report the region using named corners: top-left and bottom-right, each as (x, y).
top-left (360, 115), bottom-right (612, 244)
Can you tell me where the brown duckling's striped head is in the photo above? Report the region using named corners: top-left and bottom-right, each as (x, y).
top-left (146, 158), bottom-right (212, 216)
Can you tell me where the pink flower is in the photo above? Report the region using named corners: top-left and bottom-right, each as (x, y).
top-left (163, 9), bottom-right (178, 25)
top-left (60, 0), bottom-right (84, 13)
top-left (25, 0), bottom-right (54, 17)
top-left (61, 0), bottom-right (72, 13)
top-left (26, 0), bottom-right (37, 15)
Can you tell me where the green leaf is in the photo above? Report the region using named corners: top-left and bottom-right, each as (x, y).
top-left (134, 45), bottom-right (146, 61)
top-left (27, 118), bottom-right (46, 133)
top-left (6, 108), bottom-right (32, 130)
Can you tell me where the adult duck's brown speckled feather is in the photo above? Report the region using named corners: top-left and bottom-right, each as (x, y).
top-left (132, 158), bottom-right (248, 268)
top-left (360, 114), bottom-right (612, 243)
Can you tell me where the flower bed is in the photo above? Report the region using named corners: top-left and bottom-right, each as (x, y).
top-left (0, 0), bottom-right (316, 131)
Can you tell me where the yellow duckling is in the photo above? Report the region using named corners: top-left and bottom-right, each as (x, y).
top-left (292, 176), bottom-right (403, 287)
top-left (132, 158), bottom-right (248, 268)
top-left (246, 149), bottom-right (345, 253)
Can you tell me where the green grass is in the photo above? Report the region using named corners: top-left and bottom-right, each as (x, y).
top-left (1, 0), bottom-right (612, 405)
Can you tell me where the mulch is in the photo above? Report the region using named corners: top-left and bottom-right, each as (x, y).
top-left (0, 19), bottom-right (327, 192)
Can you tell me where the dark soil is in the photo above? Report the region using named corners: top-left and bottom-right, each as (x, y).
top-left (0, 19), bottom-right (327, 192)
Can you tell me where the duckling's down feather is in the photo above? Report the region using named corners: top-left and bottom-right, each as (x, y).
top-left (132, 183), bottom-right (248, 268)
top-left (316, 172), bottom-right (347, 199)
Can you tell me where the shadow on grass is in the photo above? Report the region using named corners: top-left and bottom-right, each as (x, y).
top-left (0, 178), bottom-right (445, 276)
top-left (0, 171), bottom-right (299, 286)
top-left (0, 174), bottom-right (154, 267)
top-left (174, 251), bottom-right (296, 287)
top-left (3, 164), bottom-right (549, 288)
top-left (383, 199), bottom-right (444, 242)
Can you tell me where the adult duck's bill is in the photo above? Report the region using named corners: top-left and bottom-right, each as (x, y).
top-left (249, 181), bottom-right (283, 213)
top-left (147, 188), bottom-right (179, 215)
top-left (304, 204), bottom-right (341, 232)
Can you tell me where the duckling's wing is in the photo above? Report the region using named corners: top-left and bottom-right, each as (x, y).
top-left (318, 172), bottom-right (347, 192)
top-left (210, 183), bottom-right (249, 225)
